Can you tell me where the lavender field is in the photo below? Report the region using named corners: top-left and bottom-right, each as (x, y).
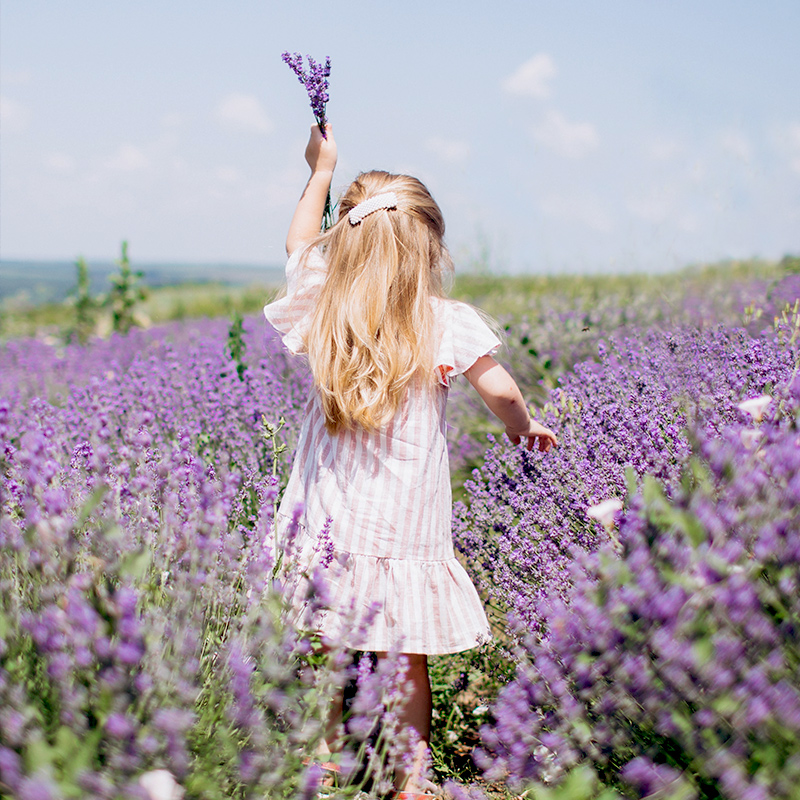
top-left (1, 263), bottom-right (799, 800)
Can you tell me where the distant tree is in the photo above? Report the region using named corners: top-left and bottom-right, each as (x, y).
top-left (67, 256), bottom-right (99, 344)
top-left (106, 240), bottom-right (146, 334)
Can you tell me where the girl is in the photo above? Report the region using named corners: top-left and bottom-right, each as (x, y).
top-left (264, 125), bottom-right (557, 797)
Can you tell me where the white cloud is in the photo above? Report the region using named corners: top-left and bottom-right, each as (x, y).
top-left (531, 110), bottom-right (599, 158)
top-left (646, 136), bottom-right (681, 161)
top-left (215, 93), bottom-right (273, 134)
top-left (0, 95), bottom-right (31, 133)
top-left (628, 185), bottom-right (678, 225)
top-left (44, 153), bottom-right (77, 175)
top-left (215, 166), bottom-right (242, 184)
top-left (540, 191), bottom-right (613, 232)
top-left (425, 137), bottom-right (470, 163)
top-left (719, 129), bottom-right (751, 161)
top-left (103, 144), bottom-right (151, 172)
top-left (502, 54), bottom-right (557, 99)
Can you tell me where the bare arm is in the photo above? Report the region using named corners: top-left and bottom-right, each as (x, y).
top-left (285, 124), bottom-right (338, 256)
top-left (464, 355), bottom-right (558, 452)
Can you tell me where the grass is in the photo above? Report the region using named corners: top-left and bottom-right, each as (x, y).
top-left (451, 257), bottom-right (789, 317)
top-left (0, 281), bottom-right (281, 341)
top-left (2, 256), bottom-right (795, 343)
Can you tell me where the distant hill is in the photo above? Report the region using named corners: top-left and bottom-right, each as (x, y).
top-left (0, 260), bottom-right (285, 305)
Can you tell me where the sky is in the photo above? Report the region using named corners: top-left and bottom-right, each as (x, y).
top-left (1, 1), bottom-right (799, 274)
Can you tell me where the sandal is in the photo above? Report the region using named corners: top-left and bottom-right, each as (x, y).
top-left (393, 781), bottom-right (441, 799)
top-left (393, 794), bottom-right (438, 799)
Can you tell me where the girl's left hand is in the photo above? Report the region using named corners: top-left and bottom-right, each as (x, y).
top-left (506, 419), bottom-right (558, 453)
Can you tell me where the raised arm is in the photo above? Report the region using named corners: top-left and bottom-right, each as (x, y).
top-left (286, 124), bottom-right (338, 256)
top-left (464, 355), bottom-right (558, 452)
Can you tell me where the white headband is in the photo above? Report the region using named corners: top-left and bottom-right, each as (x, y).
top-left (348, 192), bottom-right (398, 225)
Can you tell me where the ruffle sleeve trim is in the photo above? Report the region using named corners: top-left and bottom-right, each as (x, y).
top-left (263, 245), bottom-right (328, 354)
top-left (432, 298), bottom-right (502, 387)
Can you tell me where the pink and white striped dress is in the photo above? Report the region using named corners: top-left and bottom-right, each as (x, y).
top-left (264, 247), bottom-right (500, 654)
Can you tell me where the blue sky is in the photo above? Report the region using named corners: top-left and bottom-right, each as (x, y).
top-left (1, 1), bottom-right (798, 273)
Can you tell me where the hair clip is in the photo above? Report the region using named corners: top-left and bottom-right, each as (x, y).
top-left (348, 192), bottom-right (398, 225)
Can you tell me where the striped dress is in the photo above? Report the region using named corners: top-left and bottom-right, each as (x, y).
top-left (264, 246), bottom-right (500, 654)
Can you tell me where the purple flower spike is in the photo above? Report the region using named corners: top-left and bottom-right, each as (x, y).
top-left (281, 51), bottom-right (332, 137)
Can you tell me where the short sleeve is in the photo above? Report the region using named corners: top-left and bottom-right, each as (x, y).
top-left (263, 245), bottom-right (328, 354)
top-left (433, 298), bottom-right (502, 387)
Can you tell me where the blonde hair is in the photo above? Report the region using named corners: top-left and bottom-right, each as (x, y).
top-left (298, 171), bottom-right (453, 434)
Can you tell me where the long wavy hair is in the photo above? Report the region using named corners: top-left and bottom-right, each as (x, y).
top-left (298, 171), bottom-right (453, 434)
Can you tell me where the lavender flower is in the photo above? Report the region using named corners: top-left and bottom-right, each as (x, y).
top-left (314, 516), bottom-right (335, 569)
top-left (281, 51), bottom-right (331, 137)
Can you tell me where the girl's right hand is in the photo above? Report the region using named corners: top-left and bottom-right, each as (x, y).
top-left (506, 419), bottom-right (558, 453)
top-left (305, 123), bottom-right (337, 174)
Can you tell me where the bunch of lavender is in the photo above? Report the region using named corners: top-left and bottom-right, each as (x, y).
top-left (281, 51), bottom-right (335, 231)
top-left (281, 52), bottom-right (331, 134)
top-left (476, 371), bottom-right (800, 798)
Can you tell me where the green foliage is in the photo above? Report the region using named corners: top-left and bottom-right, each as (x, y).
top-left (780, 254), bottom-right (800, 274)
top-left (68, 256), bottom-right (99, 344)
top-left (428, 644), bottom-right (516, 783)
top-left (227, 312), bottom-right (248, 381)
top-left (106, 240), bottom-right (147, 334)
top-left (528, 764), bottom-right (626, 800)
top-left (260, 414), bottom-right (288, 573)
top-left (322, 192), bottom-right (337, 232)
top-left (451, 258), bottom-right (785, 319)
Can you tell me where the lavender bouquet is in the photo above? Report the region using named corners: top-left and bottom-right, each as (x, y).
top-left (281, 51), bottom-right (335, 230)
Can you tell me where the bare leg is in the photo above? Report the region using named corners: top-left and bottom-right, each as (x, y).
top-left (318, 683), bottom-right (344, 757)
top-left (314, 643), bottom-right (344, 759)
top-left (377, 652), bottom-right (432, 793)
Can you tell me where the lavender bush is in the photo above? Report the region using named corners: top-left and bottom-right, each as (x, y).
top-left (0, 318), bottom-right (412, 798)
top-left (453, 300), bottom-right (797, 635)
top-left (464, 300), bottom-right (800, 797)
top-left (445, 271), bottom-right (800, 477)
top-left (478, 372), bottom-right (800, 798)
